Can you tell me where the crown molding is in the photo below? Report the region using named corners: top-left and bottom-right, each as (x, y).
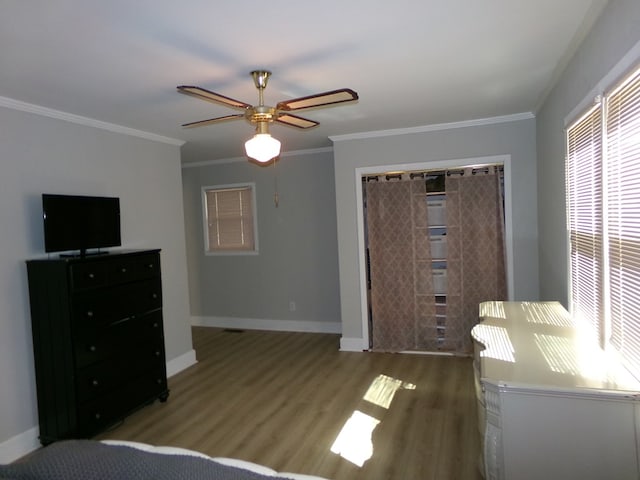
top-left (181, 112), bottom-right (536, 168)
top-left (0, 96), bottom-right (185, 146)
top-left (181, 146), bottom-right (333, 168)
top-left (329, 112), bottom-right (535, 142)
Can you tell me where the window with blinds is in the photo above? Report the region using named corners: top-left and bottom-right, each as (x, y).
top-left (566, 104), bottom-right (604, 342)
top-left (566, 64), bottom-right (640, 377)
top-left (606, 67), bottom-right (640, 370)
top-left (203, 184), bottom-right (258, 254)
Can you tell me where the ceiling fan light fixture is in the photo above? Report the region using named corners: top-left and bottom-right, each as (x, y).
top-left (178, 70), bottom-right (358, 163)
top-left (245, 133), bottom-right (281, 163)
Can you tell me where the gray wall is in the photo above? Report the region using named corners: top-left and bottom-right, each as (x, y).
top-left (181, 150), bottom-right (341, 332)
top-left (0, 106), bottom-right (193, 460)
top-left (333, 118), bottom-right (539, 345)
top-left (537, 0), bottom-right (640, 305)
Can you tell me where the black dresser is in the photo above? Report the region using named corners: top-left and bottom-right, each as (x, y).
top-left (26, 249), bottom-right (169, 445)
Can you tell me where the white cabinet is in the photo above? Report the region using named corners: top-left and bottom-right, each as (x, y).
top-left (472, 301), bottom-right (640, 480)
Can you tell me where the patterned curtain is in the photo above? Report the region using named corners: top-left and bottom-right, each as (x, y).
top-left (366, 179), bottom-right (436, 351)
top-left (445, 172), bottom-right (507, 353)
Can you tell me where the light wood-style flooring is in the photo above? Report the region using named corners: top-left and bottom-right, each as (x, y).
top-left (98, 327), bottom-right (482, 480)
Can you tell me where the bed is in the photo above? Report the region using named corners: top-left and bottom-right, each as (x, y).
top-left (0, 439), bottom-right (330, 480)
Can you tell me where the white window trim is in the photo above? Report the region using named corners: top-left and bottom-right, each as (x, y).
top-left (564, 38), bottom-right (640, 128)
top-left (201, 182), bottom-right (259, 256)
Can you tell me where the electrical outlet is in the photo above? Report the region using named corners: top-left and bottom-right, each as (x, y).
top-left (289, 301), bottom-right (296, 312)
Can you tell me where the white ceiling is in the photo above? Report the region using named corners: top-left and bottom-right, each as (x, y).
top-left (0, 1), bottom-right (608, 163)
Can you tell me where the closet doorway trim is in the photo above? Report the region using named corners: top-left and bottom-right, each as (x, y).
top-left (354, 155), bottom-right (513, 351)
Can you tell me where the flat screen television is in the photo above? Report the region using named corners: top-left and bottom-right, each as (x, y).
top-left (42, 194), bottom-right (121, 256)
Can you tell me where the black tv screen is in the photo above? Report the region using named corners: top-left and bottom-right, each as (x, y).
top-left (42, 194), bottom-right (121, 255)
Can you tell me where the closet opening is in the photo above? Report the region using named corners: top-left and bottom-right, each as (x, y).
top-left (360, 159), bottom-right (509, 354)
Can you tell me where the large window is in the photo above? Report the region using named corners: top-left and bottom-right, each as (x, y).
top-left (566, 64), bottom-right (640, 377)
top-left (202, 183), bottom-right (258, 254)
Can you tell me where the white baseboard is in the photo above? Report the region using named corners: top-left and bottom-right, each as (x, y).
top-left (1, 351), bottom-right (198, 463)
top-left (340, 336), bottom-right (368, 352)
top-left (191, 316), bottom-right (342, 334)
top-left (0, 426), bottom-right (40, 463)
top-left (166, 349), bottom-right (197, 378)
top-left (3, 325), bottom-right (346, 462)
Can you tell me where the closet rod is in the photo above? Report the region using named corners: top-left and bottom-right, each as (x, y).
top-left (363, 164), bottom-right (504, 182)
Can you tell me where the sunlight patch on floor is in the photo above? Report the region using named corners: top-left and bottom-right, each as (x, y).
top-left (330, 374), bottom-right (416, 467)
top-left (363, 374), bottom-right (416, 409)
top-left (330, 410), bottom-right (380, 467)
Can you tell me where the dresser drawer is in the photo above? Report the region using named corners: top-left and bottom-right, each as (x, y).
top-left (133, 253), bottom-right (161, 280)
top-left (69, 252), bottom-right (160, 292)
top-left (71, 278), bottom-right (162, 328)
top-left (76, 338), bottom-right (166, 402)
top-left (73, 311), bottom-right (164, 368)
top-left (106, 253), bottom-right (160, 285)
top-left (70, 262), bottom-right (108, 291)
top-left (76, 368), bottom-right (168, 437)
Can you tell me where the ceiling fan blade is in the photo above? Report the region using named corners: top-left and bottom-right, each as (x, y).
top-left (276, 113), bottom-right (319, 129)
top-left (182, 114), bottom-right (244, 128)
top-left (177, 86), bottom-right (252, 110)
top-left (276, 88), bottom-right (358, 111)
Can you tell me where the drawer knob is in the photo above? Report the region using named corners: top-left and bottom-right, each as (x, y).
top-left (147, 263), bottom-right (154, 269)
top-left (152, 293), bottom-right (158, 299)
top-left (153, 322), bottom-right (159, 328)
top-left (94, 413), bottom-right (101, 420)
top-left (92, 379), bottom-right (99, 387)
top-left (121, 267), bottom-right (127, 273)
top-left (155, 350), bottom-right (161, 357)
top-left (89, 345), bottom-right (97, 352)
top-left (86, 311), bottom-right (94, 318)
top-left (88, 273), bottom-right (95, 279)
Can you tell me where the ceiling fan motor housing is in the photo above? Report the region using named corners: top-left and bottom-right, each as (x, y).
top-left (246, 105), bottom-right (276, 124)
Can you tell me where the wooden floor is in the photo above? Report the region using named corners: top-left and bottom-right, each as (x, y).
top-left (98, 327), bottom-right (483, 480)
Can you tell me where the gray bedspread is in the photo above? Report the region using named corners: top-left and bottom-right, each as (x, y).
top-left (0, 440), bottom-right (293, 480)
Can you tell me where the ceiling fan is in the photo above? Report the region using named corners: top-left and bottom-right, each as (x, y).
top-left (177, 70), bottom-right (358, 162)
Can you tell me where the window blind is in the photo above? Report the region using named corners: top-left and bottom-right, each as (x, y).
top-left (205, 187), bottom-right (255, 251)
top-left (566, 64), bottom-right (640, 377)
top-left (566, 104), bottom-right (604, 341)
top-left (606, 67), bottom-right (640, 368)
